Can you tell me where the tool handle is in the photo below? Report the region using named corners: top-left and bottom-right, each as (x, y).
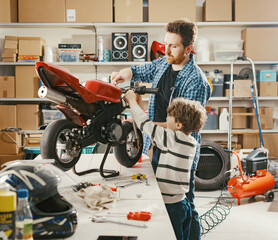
top-left (127, 211), bottom-right (152, 221)
top-left (133, 86), bottom-right (159, 95)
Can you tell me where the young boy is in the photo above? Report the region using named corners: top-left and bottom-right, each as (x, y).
top-left (124, 90), bottom-right (207, 240)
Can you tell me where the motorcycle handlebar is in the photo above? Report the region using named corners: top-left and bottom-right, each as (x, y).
top-left (121, 86), bottom-right (159, 95)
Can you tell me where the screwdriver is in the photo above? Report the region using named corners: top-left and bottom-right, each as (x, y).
top-left (108, 211), bottom-right (152, 221)
top-left (127, 211), bottom-right (152, 221)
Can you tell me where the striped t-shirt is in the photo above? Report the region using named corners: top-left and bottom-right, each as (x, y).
top-left (130, 105), bottom-right (197, 204)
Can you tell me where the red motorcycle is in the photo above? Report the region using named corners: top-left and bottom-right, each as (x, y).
top-left (35, 62), bottom-right (157, 178)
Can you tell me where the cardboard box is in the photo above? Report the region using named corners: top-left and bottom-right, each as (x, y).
top-left (115, 0), bottom-right (143, 23)
top-left (149, 0), bottom-right (196, 22)
top-left (25, 137), bottom-right (41, 148)
top-left (1, 52), bottom-right (16, 58)
top-left (250, 108), bottom-right (273, 130)
top-left (0, 76), bottom-right (15, 98)
top-left (65, 0), bottom-right (113, 23)
top-left (18, 0), bottom-right (65, 23)
top-left (203, 0), bottom-right (232, 22)
top-left (17, 105), bottom-right (40, 130)
top-left (258, 82), bottom-right (278, 97)
top-left (4, 40), bottom-right (18, 49)
top-left (5, 36), bottom-right (18, 41)
top-left (18, 37), bottom-right (45, 56)
top-left (2, 48), bottom-right (17, 54)
top-left (15, 66), bottom-right (40, 98)
top-left (0, 0), bottom-right (17, 22)
top-left (0, 152), bottom-right (25, 169)
top-left (242, 28), bottom-right (278, 61)
top-left (234, 80), bottom-right (252, 97)
top-left (1, 57), bottom-right (17, 62)
top-left (235, 0), bottom-right (278, 22)
top-left (0, 105), bottom-right (17, 130)
top-left (0, 132), bottom-right (22, 155)
top-left (240, 134), bottom-right (278, 158)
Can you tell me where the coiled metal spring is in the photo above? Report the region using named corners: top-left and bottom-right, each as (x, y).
top-left (200, 176), bottom-right (235, 236)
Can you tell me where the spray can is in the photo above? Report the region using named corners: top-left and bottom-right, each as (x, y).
top-left (98, 36), bottom-right (104, 62)
top-left (0, 183), bottom-right (16, 240)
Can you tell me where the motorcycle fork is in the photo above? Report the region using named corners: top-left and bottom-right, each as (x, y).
top-left (132, 120), bottom-right (140, 149)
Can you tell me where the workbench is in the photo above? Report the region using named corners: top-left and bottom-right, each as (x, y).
top-left (64, 153), bottom-right (176, 240)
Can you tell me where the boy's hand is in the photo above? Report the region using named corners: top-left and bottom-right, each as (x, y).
top-left (124, 90), bottom-right (138, 107)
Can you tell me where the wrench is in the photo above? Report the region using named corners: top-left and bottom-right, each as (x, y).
top-left (116, 180), bottom-right (142, 188)
top-left (90, 215), bottom-right (147, 228)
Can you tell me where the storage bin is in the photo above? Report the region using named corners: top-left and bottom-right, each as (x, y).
top-left (42, 110), bottom-right (65, 124)
top-left (203, 113), bottom-right (218, 130)
top-left (214, 50), bottom-right (243, 61)
top-left (82, 145), bottom-right (96, 154)
top-left (59, 50), bottom-right (80, 62)
top-left (213, 40), bottom-right (243, 51)
top-left (257, 70), bottom-right (277, 82)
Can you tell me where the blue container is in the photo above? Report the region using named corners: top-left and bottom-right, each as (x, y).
top-left (257, 70), bottom-right (277, 82)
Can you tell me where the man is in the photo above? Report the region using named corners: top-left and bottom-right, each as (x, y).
top-left (111, 19), bottom-right (211, 240)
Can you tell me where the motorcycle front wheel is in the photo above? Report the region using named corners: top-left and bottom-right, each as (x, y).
top-left (113, 121), bottom-right (143, 167)
top-left (40, 119), bottom-right (82, 171)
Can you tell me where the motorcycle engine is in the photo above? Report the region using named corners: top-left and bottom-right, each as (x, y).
top-left (102, 119), bottom-right (123, 143)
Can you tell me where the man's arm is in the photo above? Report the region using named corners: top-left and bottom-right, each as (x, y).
top-left (111, 68), bottom-right (133, 85)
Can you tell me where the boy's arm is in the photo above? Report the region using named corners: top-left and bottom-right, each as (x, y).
top-left (125, 90), bottom-right (176, 149)
top-left (130, 105), bottom-right (177, 149)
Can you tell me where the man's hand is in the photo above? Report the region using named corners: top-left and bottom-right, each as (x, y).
top-left (111, 68), bottom-right (132, 85)
top-left (124, 90), bottom-right (138, 107)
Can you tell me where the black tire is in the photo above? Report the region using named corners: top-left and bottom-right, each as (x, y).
top-left (265, 191), bottom-right (275, 202)
top-left (113, 121), bottom-right (143, 167)
top-left (40, 119), bottom-right (82, 171)
top-left (196, 141), bottom-right (230, 191)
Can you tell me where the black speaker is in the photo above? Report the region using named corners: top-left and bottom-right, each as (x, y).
top-left (112, 32), bottom-right (129, 61)
top-left (131, 32), bottom-right (148, 62)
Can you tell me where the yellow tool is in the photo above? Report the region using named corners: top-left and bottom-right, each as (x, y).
top-left (132, 173), bottom-right (146, 180)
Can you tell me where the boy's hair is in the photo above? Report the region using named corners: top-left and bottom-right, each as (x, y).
top-left (166, 19), bottom-right (198, 48)
top-left (167, 98), bottom-right (207, 134)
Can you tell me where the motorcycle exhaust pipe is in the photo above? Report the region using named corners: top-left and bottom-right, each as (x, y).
top-left (38, 86), bottom-right (66, 104)
top-left (38, 86), bottom-right (99, 116)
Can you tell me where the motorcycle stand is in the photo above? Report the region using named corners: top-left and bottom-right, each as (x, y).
top-left (72, 143), bottom-right (120, 178)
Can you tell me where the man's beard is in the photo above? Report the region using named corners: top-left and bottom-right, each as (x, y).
top-left (166, 53), bottom-right (185, 65)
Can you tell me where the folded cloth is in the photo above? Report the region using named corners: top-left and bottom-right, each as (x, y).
top-left (77, 185), bottom-right (117, 211)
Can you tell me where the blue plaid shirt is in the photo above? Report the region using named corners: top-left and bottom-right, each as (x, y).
top-left (131, 54), bottom-right (211, 170)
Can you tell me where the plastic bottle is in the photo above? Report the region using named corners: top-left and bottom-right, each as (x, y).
top-left (16, 189), bottom-right (33, 240)
top-left (98, 36), bottom-right (104, 62)
top-left (0, 183), bottom-right (16, 240)
top-left (219, 108), bottom-right (229, 130)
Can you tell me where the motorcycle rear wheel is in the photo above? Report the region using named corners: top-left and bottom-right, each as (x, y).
top-left (113, 121), bottom-right (143, 167)
top-left (40, 119), bottom-right (82, 171)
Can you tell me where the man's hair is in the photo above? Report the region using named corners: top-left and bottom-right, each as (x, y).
top-left (167, 98), bottom-right (207, 134)
top-left (166, 19), bottom-right (198, 48)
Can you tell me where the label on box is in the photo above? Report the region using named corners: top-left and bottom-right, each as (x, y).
top-left (67, 9), bottom-right (76, 22)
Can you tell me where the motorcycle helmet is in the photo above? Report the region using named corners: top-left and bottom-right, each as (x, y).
top-left (0, 160), bottom-right (78, 239)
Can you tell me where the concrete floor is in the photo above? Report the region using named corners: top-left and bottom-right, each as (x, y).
top-left (194, 190), bottom-right (278, 240)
